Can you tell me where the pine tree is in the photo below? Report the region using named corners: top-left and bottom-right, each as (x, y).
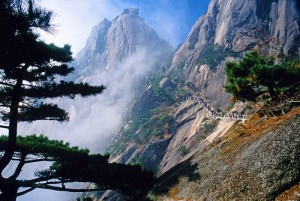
top-left (0, 135), bottom-right (153, 201)
top-left (225, 51), bottom-right (300, 102)
top-left (0, 1), bottom-right (153, 200)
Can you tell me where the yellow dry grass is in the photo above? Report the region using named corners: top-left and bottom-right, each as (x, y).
top-left (168, 186), bottom-right (191, 201)
top-left (276, 182), bottom-right (300, 201)
top-left (220, 107), bottom-right (300, 163)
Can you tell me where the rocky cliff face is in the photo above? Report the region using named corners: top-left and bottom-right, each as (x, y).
top-left (143, 0), bottom-right (300, 176)
top-left (169, 0), bottom-right (300, 107)
top-left (76, 8), bottom-right (172, 75)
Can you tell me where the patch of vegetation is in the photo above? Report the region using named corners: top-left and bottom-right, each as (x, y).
top-left (178, 146), bottom-right (189, 156)
top-left (203, 122), bottom-right (217, 134)
top-left (195, 119), bottom-right (219, 140)
top-left (225, 51), bottom-right (300, 102)
top-left (151, 79), bottom-right (176, 106)
top-left (138, 113), bottom-right (176, 142)
top-left (197, 44), bottom-right (238, 70)
top-left (215, 105), bottom-right (222, 113)
top-left (202, 117), bottom-right (209, 122)
top-left (107, 106), bottom-right (177, 155)
top-left (130, 157), bottom-right (145, 169)
top-left (176, 87), bottom-right (193, 98)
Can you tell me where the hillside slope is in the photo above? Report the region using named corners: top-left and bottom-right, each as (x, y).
top-left (147, 108), bottom-right (300, 201)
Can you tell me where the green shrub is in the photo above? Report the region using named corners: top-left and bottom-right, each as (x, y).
top-left (178, 146), bottom-right (189, 156)
top-left (197, 44), bottom-right (238, 70)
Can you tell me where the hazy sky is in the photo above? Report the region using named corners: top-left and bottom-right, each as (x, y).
top-left (40, 0), bottom-right (210, 55)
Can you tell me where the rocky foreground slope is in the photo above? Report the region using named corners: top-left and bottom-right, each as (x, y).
top-left (146, 108), bottom-right (300, 201)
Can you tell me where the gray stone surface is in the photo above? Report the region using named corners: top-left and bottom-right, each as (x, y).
top-left (169, 0), bottom-right (300, 107)
top-left (148, 114), bottom-right (300, 200)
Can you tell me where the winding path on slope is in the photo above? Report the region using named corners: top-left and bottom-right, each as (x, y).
top-left (176, 95), bottom-right (248, 123)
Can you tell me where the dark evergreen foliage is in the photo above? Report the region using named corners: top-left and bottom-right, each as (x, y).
top-left (197, 44), bottom-right (238, 70)
top-left (0, 135), bottom-right (153, 199)
top-left (225, 51), bottom-right (300, 102)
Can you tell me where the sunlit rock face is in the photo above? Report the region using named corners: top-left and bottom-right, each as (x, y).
top-left (76, 8), bottom-right (172, 76)
top-left (169, 0), bottom-right (300, 107)
top-left (19, 8), bottom-right (173, 153)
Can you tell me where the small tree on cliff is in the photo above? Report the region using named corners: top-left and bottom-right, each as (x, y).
top-left (225, 51), bottom-right (300, 102)
top-left (0, 1), bottom-right (153, 200)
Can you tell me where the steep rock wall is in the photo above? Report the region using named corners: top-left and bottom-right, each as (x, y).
top-left (169, 0), bottom-right (300, 107)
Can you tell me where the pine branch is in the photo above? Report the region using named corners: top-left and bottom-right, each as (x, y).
top-left (25, 158), bottom-right (57, 163)
top-left (11, 157), bottom-right (57, 163)
top-left (24, 64), bottom-right (74, 82)
top-left (23, 81), bottom-right (105, 99)
top-left (43, 180), bottom-right (72, 185)
top-left (32, 184), bottom-right (113, 193)
top-left (16, 187), bottom-right (36, 196)
top-left (20, 175), bottom-right (58, 186)
top-left (0, 81), bottom-right (15, 87)
top-left (18, 103), bottom-right (69, 122)
top-left (0, 125), bottom-right (9, 129)
top-left (9, 153), bottom-right (26, 180)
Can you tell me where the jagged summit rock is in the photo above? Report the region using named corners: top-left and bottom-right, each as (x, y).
top-left (76, 8), bottom-right (172, 74)
top-left (122, 8), bottom-right (139, 16)
top-left (181, 0), bottom-right (299, 53)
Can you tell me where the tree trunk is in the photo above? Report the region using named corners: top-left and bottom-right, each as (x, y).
top-left (0, 68), bottom-right (24, 173)
top-left (0, 181), bottom-right (18, 201)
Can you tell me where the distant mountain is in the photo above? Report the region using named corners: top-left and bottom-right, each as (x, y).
top-left (20, 8), bottom-right (173, 153)
top-left (75, 8), bottom-right (172, 80)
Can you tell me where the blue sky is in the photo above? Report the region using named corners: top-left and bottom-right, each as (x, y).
top-left (41, 0), bottom-right (210, 55)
